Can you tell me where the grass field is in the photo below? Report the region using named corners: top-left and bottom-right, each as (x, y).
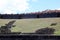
top-left (0, 18), bottom-right (60, 35)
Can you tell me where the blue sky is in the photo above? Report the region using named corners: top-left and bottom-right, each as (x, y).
top-left (0, 0), bottom-right (60, 14)
top-left (27, 0), bottom-right (60, 12)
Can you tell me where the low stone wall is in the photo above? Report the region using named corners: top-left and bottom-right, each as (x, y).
top-left (0, 34), bottom-right (60, 40)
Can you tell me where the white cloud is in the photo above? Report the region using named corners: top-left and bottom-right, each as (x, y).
top-left (32, 0), bottom-right (38, 2)
top-left (0, 0), bottom-right (30, 14)
top-left (56, 8), bottom-right (60, 10)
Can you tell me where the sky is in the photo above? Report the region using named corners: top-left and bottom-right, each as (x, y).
top-left (0, 0), bottom-right (60, 14)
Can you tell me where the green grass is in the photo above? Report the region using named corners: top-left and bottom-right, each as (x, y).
top-left (0, 18), bottom-right (60, 35)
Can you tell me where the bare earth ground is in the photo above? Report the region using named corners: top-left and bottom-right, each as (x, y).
top-left (0, 18), bottom-right (60, 35)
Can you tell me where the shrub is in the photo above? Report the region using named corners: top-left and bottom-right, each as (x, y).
top-left (35, 27), bottom-right (55, 34)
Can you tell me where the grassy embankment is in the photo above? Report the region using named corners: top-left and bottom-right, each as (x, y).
top-left (0, 18), bottom-right (60, 35)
